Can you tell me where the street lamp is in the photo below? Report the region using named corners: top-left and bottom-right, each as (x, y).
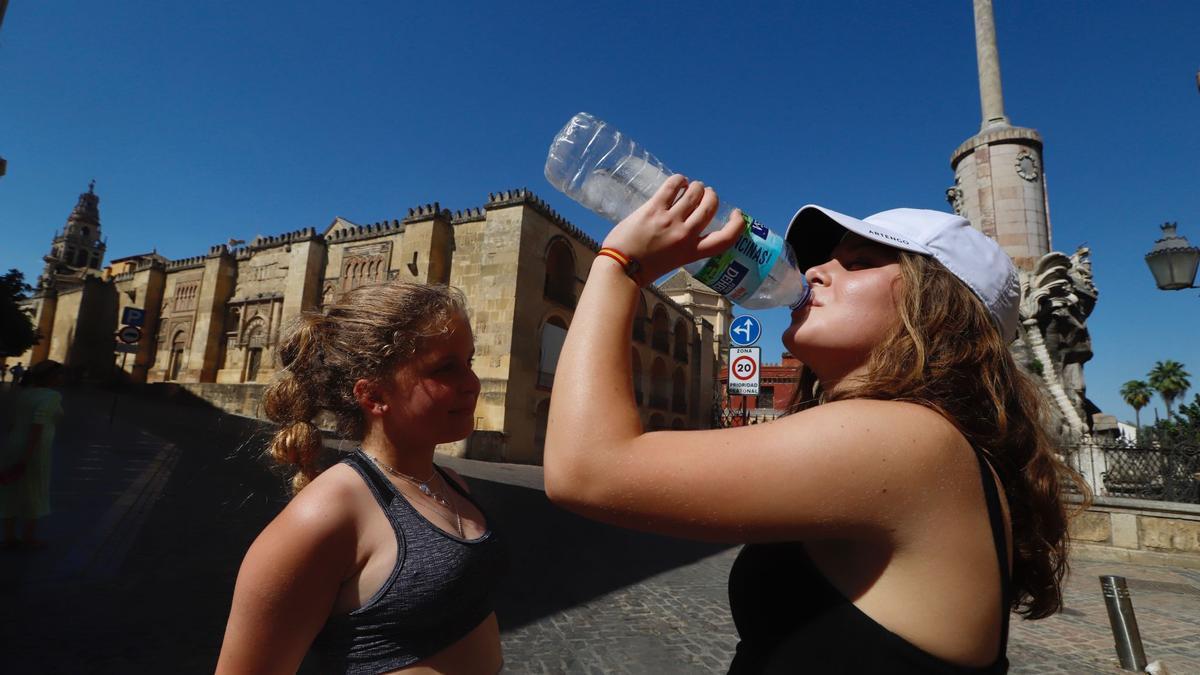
top-left (1145, 222), bottom-right (1200, 291)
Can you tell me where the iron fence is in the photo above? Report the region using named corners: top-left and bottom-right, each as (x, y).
top-left (1059, 436), bottom-right (1200, 504)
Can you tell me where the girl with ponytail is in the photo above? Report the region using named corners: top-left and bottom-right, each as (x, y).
top-left (218, 282), bottom-right (506, 675)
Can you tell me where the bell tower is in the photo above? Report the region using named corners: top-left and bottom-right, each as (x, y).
top-left (40, 180), bottom-right (107, 288)
top-left (947, 0), bottom-right (1051, 271)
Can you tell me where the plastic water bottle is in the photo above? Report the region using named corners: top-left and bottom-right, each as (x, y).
top-left (544, 112), bottom-right (810, 310)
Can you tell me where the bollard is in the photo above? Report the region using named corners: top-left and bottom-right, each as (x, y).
top-left (1100, 575), bottom-right (1148, 671)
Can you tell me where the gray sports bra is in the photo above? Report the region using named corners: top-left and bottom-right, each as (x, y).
top-left (311, 451), bottom-right (507, 674)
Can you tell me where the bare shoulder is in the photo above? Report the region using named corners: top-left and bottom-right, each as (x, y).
top-left (781, 398), bottom-right (979, 494)
top-left (779, 399), bottom-right (966, 455)
top-left (250, 464), bottom-right (367, 566)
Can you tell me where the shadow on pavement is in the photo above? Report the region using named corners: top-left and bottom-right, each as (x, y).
top-left (5, 385), bottom-right (732, 673)
top-left (463, 476), bottom-right (732, 633)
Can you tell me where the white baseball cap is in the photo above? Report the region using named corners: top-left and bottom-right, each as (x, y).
top-left (785, 205), bottom-right (1021, 341)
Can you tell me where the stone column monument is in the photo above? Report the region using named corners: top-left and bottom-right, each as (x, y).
top-left (948, 0), bottom-right (1051, 272)
top-left (949, 0), bottom-right (1099, 441)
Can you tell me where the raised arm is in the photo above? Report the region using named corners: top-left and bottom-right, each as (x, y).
top-left (544, 176), bottom-right (967, 543)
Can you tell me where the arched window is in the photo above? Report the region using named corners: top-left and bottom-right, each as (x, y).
top-left (632, 293), bottom-right (648, 343)
top-left (651, 305), bottom-right (670, 352)
top-left (631, 349), bottom-right (644, 405)
top-left (544, 239), bottom-right (576, 307)
top-left (648, 413), bottom-right (667, 432)
top-left (243, 318), bottom-right (267, 347)
top-left (534, 399), bottom-right (551, 456)
top-left (538, 316), bottom-right (569, 389)
top-left (671, 418), bottom-right (685, 430)
top-left (672, 367), bottom-right (687, 414)
top-left (673, 319), bottom-right (690, 363)
top-left (650, 358), bottom-right (669, 410)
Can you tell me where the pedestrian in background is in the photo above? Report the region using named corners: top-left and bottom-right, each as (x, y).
top-left (8, 362), bottom-right (25, 384)
top-left (545, 175), bottom-right (1084, 673)
top-left (1, 359), bottom-right (64, 550)
top-left (217, 282), bottom-right (507, 675)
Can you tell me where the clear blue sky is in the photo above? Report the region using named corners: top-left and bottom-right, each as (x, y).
top-left (2, 1), bottom-right (1197, 424)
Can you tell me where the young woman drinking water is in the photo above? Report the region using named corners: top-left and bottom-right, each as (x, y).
top-left (545, 175), bottom-right (1079, 673)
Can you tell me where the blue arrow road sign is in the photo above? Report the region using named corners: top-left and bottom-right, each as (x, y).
top-left (729, 315), bottom-right (762, 347)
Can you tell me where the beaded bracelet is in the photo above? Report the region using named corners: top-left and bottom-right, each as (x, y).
top-left (597, 247), bottom-right (643, 286)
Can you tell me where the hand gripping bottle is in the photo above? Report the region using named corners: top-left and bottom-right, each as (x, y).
top-left (544, 112), bottom-right (810, 310)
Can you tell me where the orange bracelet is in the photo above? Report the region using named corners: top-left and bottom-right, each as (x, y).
top-left (597, 247), bottom-right (643, 286)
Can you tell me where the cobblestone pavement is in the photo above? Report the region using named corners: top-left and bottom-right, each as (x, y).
top-left (443, 455), bottom-right (1200, 675)
top-left (3, 388), bottom-right (1197, 674)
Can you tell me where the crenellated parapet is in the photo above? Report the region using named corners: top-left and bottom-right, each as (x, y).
top-left (167, 255), bottom-right (206, 271)
top-left (403, 203), bottom-right (451, 224)
top-left (485, 187), bottom-right (601, 252)
top-left (247, 226), bottom-right (323, 251)
top-left (326, 219), bottom-right (406, 244)
top-left (451, 207), bottom-right (486, 224)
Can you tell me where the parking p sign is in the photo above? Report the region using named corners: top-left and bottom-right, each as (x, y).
top-left (728, 347), bottom-right (760, 395)
top-left (121, 306), bottom-right (146, 328)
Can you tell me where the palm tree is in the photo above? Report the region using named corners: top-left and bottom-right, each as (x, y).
top-left (1120, 380), bottom-right (1153, 430)
top-left (1148, 360), bottom-right (1191, 418)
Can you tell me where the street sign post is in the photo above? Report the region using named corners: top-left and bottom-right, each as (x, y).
top-left (121, 306), bottom-right (146, 328)
top-left (728, 347), bottom-right (760, 396)
top-left (111, 322), bottom-right (143, 429)
top-left (729, 315), bottom-right (762, 347)
top-left (117, 325), bottom-right (142, 344)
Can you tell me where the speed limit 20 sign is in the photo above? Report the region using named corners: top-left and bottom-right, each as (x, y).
top-left (727, 347), bottom-right (760, 395)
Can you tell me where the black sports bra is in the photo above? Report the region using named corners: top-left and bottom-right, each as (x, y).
top-left (727, 449), bottom-right (1011, 673)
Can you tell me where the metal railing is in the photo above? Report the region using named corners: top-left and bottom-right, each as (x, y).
top-left (1059, 436), bottom-right (1200, 504)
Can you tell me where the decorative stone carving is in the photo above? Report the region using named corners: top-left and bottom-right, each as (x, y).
top-left (945, 176), bottom-right (964, 215)
top-left (1014, 247), bottom-right (1098, 439)
top-left (341, 241), bottom-right (392, 292)
top-left (1015, 151), bottom-right (1040, 181)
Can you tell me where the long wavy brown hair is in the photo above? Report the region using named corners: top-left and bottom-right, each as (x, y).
top-left (785, 252), bottom-right (1087, 619)
top-left (262, 282), bottom-right (468, 495)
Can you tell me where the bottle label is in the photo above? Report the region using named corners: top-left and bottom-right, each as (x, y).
top-left (692, 213), bottom-right (783, 303)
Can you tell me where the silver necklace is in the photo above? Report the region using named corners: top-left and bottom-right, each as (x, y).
top-left (369, 455), bottom-right (463, 537)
